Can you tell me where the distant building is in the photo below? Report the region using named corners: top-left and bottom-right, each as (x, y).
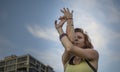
top-left (0, 54), bottom-right (55, 72)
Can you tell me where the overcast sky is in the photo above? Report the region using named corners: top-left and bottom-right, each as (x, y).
top-left (0, 0), bottom-right (120, 72)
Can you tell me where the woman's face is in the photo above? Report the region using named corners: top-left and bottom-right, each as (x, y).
top-left (74, 32), bottom-right (85, 48)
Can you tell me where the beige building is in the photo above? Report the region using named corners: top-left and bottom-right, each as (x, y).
top-left (0, 54), bottom-right (55, 72)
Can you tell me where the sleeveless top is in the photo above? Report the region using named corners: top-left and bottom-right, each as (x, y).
top-left (65, 57), bottom-right (94, 72)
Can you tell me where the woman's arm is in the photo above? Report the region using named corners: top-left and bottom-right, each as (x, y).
top-left (59, 8), bottom-right (98, 60)
top-left (55, 19), bottom-right (72, 68)
top-left (66, 17), bottom-right (75, 43)
top-left (60, 8), bottom-right (75, 43)
top-left (62, 51), bottom-right (71, 69)
top-left (66, 8), bottom-right (75, 43)
top-left (70, 46), bottom-right (99, 60)
top-left (60, 35), bottom-right (99, 61)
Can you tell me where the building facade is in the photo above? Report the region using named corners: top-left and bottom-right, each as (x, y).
top-left (0, 54), bottom-right (54, 72)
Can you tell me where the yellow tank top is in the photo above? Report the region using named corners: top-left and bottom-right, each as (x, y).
top-left (65, 59), bottom-right (93, 72)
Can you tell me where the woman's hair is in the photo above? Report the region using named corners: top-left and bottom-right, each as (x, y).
top-left (75, 28), bottom-right (93, 49)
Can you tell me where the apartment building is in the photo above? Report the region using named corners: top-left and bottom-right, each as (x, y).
top-left (0, 54), bottom-right (55, 72)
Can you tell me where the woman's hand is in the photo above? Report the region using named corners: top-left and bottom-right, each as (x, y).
top-left (55, 19), bottom-right (66, 30)
top-left (59, 8), bottom-right (73, 20)
top-left (55, 18), bottom-right (66, 35)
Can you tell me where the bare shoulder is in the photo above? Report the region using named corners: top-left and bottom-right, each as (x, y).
top-left (92, 49), bottom-right (99, 60)
top-left (88, 49), bottom-right (99, 70)
top-left (86, 49), bottom-right (99, 60)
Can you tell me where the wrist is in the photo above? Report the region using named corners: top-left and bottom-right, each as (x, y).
top-left (57, 27), bottom-right (64, 34)
top-left (59, 33), bottom-right (67, 40)
top-left (67, 20), bottom-right (74, 26)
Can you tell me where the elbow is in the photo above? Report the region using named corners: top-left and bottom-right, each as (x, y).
top-left (66, 44), bottom-right (73, 53)
top-left (66, 48), bottom-right (71, 52)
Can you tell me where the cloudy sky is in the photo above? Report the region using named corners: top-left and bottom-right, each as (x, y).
top-left (0, 0), bottom-right (120, 72)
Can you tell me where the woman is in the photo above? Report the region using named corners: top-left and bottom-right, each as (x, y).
top-left (55, 8), bottom-right (99, 72)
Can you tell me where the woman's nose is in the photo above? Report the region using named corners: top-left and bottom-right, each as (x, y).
top-left (74, 36), bottom-right (78, 41)
top-left (75, 39), bottom-right (78, 41)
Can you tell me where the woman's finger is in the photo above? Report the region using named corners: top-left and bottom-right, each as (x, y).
top-left (67, 8), bottom-right (70, 14)
top-left (63, 8), bottom-right (67, 13)
top-left (59, 19), bottom-right (66, 26)
top-left (71, 10), bottom-right (73, 14)
top-left (55, 20), bottom-right (57, 25)
top-left (61, 9), bottom-right (64, 13)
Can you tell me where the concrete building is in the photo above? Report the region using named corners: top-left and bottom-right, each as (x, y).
top-left (0, 54), bottom-right (55, 72)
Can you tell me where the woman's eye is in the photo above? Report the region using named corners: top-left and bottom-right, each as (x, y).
top-left (78, 36), bottom-right (82, 39)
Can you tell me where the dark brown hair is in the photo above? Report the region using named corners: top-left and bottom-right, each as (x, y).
top-left (75, 28), bottom-right (93, 49)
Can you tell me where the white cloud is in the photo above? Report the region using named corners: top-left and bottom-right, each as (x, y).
top-left (27, 25), bottom-right (59, 42)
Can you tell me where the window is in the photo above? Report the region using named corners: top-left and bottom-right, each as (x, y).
top-left (6, 59), bottom-right (16, 65)
top-left (29, 57), bottom-right (36, 64)
top-left (0, 61), bottom-right (5, 66)
top-left (17, 63), bottom-right (27, 68)
top-left (0, 67), bottom-right (4, 71)
top-left (6, 65), bottom-right (16, 71)
top-left (18, 56), bottom-right (27, 63)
